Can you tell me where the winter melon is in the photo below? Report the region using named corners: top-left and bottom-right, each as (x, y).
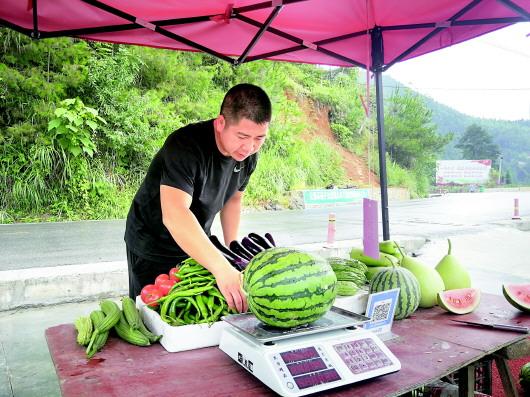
top-left (399, 246), bottom-right (444, 308)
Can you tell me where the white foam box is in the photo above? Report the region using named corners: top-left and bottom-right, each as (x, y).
top-left (332, 287), bottom-right (369, 314)
top-left (135, 296), bottom-right (228, 352)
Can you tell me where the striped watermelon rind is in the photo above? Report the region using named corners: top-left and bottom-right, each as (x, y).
top-left (521, 362), bottom-right (530, 391)
top-left (369, 266), bottom-right (420, 320)
top-left (243, 247), bottom-right (337, 328)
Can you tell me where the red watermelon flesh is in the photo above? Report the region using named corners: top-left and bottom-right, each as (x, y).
top-left (502, 284), bottom-right (530, 313)
top-left (437, 288), bottom-right (481, 314)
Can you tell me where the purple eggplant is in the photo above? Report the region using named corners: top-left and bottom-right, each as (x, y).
top-left (233, 257), bottom-right (249, 270)
top-left (229, 240), bottom-right (254, 261)
top-left (210, 235), bottom-right (239, 260)
top-left (264, 232), bottom-right (276, 247)
top-left (241, 237), bottom-right (263, 256)
top-left (248, 232), bottom-right (272, 250)
top-left (209, 236), bottom-right (248, 271)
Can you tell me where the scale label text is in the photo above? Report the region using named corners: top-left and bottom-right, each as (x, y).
top-left (238, 352), bottom-right (254, 373)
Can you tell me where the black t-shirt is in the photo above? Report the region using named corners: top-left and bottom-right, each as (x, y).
top-left (124, 119), bottom-right (257, 263)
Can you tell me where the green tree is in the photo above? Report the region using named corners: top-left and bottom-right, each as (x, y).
top-left (384, 88), bottom-right (451, 194)
top-left (456, 124), bottom-right (500, 162)
top-left (384, 89), bottom-right (451, 170)
top-left (383, 88), bottom-right (452, 196)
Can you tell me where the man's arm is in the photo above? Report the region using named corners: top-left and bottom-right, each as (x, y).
top-left (160, 184), bottom-right (247, 313)
top-left (220, 190), bottom-right (243, 246)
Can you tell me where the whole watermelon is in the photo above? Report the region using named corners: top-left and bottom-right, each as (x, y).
top-left (243, 247), bottom-right (337, 328)
top-left (370, 266), bottom-right (420, 320)
top-left (521, 362), bottom-right (530, 393)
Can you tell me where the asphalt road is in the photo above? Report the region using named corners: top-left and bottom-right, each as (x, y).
top-left (1, 191), bottom-right (529, 271)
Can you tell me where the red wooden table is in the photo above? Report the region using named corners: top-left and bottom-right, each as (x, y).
top-left (46, 293), bottom-right (529, 397)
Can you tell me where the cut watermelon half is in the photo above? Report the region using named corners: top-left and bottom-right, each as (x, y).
top-left (502, 284), bottom-right (530, 313)
top-left (437, 287), bottom-right (481, 314)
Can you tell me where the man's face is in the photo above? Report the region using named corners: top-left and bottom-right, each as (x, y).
top-left (215, 115), bottom-right (268, 161)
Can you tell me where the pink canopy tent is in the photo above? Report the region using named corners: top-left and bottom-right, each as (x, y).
top-left (1, 0), bottom-right (529, 238)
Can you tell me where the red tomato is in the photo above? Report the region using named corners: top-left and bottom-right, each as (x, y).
top-left (155, 273), bottom-right (170, 286)
top-left (158, 279), bottom-right (177, 296)
top-left (140, 284), bottom-right (157, 296)
top-left (140, 287), bottom-right (163, 307)
top-left (169, 267), bottom-right (180, 282)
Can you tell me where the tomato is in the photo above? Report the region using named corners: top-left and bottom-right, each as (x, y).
top-left (141, 286), bottom-right (163, 307)
top-left (169, 267), bottom-right (180, 282)
top-left (155, 273), bottom-right (170, 286)
top-left (158, 279), bottom-right (177, 296)
top-left (140, 284), bottom-right (157, 297)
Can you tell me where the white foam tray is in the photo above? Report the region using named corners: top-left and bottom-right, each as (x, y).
top-left (135, 296), bottom-right (228, 353)
top-left (332, 287), bottom-right (369, 314)
top-left (135, 286), bottom-right (368, 352)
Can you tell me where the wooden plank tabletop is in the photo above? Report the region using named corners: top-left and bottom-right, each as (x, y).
top-left (45, 293), bottom-right (529, 397)
top-left (396, 293), bottom-right (530, 353)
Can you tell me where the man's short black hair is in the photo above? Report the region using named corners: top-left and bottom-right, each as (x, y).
top-left (220, 84), bottom-right (271, 125)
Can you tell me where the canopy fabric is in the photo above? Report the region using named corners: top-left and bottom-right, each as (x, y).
top-left (1, 0), bottom-right (528, 70)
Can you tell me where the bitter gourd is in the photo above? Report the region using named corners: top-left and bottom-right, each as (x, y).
top-left (74, 316), bottom-right (93, 346)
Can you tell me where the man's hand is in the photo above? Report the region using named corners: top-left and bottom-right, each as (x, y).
top-left (160, 185), bottom-right (248, 312)
top-left (213, 265), bottom-right (248, 313)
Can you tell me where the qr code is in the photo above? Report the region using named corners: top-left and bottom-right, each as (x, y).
top-left (372, 301), bottom-right (391, 322)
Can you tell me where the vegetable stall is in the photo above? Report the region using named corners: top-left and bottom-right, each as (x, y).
top-left (4, 1), bottom-right (529, 395)
top-left (60, 233), bottom-right (530, 396)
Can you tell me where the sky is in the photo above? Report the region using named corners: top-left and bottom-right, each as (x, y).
top-left (386, 22), bottom-right (530, 121)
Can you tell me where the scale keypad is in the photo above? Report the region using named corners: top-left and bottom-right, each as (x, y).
top-left (334, 338), bottom-right (393, 375)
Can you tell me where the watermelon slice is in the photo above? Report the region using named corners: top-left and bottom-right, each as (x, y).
top-left (502, 284), bottom-right (530, 313)
top-left (437, 288), bottom-right (481, 314)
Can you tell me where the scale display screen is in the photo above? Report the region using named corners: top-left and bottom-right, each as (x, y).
top-left (294, 369), bottom-right (342, 389)
top-left (280, 347), bottom-right (341, 390)
top-left (286, 358), bottom-right (327, 376)
top-left (281, 347), bottom-right (319, 363)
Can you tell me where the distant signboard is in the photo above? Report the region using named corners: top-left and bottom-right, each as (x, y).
top-left (302, 188), bottom-right (369, 208)
top-left (436, 160), bottom-right (492, 185)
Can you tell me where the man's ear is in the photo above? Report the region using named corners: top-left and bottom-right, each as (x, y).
top-left (215, 115), bottom-right (226, 132)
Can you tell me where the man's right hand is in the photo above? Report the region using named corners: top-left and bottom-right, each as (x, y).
top-left (213, 264), bottom-right (248, 313)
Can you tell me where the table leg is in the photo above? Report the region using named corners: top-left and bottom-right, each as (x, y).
top-left (458, 365), bottom-right (475, 397)
top-left (493, 355), bottom-right (519, 397)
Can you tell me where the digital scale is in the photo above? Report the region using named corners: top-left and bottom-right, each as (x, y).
top-left (219, 307), bottom-right (401, 396)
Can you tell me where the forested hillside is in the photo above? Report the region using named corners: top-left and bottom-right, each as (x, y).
top-left (383, 75), bottom-right (530, 183)
top-left (0, 30), bottom-right (466, 222)
top-left (0, 30), bottom-right (364, 222)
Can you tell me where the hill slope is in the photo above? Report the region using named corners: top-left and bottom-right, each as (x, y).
top-left (382, 75), bottom-right (530, 183)
top-left (296, 95), bottom-right (379, 187)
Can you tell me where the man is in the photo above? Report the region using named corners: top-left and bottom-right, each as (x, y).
top-left (124, 84), bottom-right (271, 313)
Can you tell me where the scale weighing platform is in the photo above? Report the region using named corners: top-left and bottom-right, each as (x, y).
top-left (219, 307), bottom-right (401, 396)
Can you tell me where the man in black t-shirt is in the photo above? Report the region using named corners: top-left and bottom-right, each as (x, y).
top-left (124, 84), bottom-right (271, 313)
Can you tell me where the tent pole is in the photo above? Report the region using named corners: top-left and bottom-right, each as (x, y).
top-left (31, 0), bottom-right (39, 39)
top-left (371, 27), bottom-right (390, 240)
top-left (374, 69), bottom-right (390, 240)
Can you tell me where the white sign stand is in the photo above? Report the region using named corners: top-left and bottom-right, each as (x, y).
top-left (361, 288), bottom-right (400, 341)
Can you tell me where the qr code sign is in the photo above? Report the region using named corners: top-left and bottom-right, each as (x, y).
top-left (372, 301), bottom-right (391, 322)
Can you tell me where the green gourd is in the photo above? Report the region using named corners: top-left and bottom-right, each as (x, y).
top-left (435, 239), bottom-right (471, 290)
top-left (398, 245), bottom-right (444, 308)
top-left (379, 240), bottom-right (403, 261)
top-left (350, 247), bottom-right (400, 267)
